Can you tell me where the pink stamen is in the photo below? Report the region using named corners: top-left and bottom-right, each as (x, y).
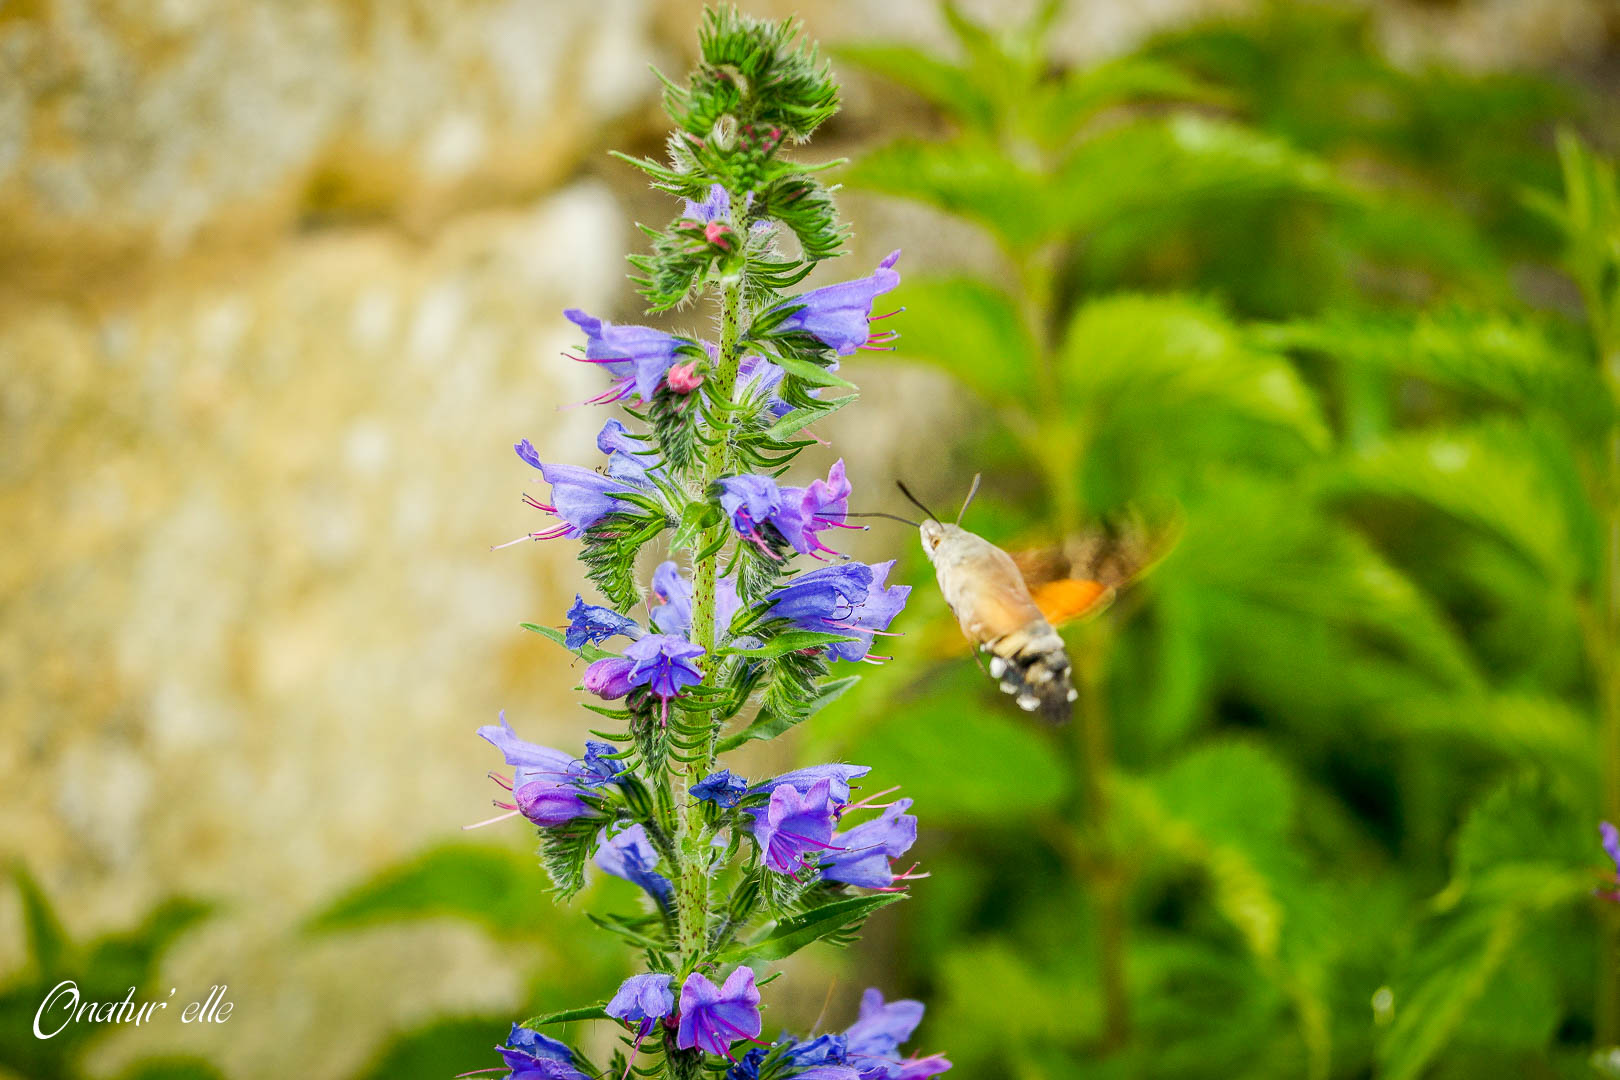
top-left (488, 772), bottom-right (513, 791)
top-left (826, 520), bottom-right (868, 530)
top-left (779, 830), bottom-right (845, 851)
top-left (563, 377), bottom-right (635, 409)
top-left (859, 654), bottom-right (891, 665)
top-left (566, 352), bottom-right (637, 365)
top-left (461, 808), bottom-right (520, 830)
top-left (842, 785), bottom-right (901, 813)
top-left (823, 620), bottom-right (903, 637)
top-left (522, 494), bottom-right (557, 513)
top-left (869, 306), bottom-right (905, 321)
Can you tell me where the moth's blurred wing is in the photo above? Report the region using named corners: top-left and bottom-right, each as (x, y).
top-left (1032, 578), bottom-right (1114, 628)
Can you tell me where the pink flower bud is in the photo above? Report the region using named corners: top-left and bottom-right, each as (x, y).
top-left (667, 361), bottom-right (705, 394)
top-left (704, 221), bottom-right (734, 250)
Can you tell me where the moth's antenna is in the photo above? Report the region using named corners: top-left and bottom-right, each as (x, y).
top-left (845, 511), bottom-right (921, 527)
top-left (956, 472), bottom-right (982, 526)
top-left (896, 480), bottom-right (941, 523)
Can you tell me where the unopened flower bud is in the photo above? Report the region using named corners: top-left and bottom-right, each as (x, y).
top-left (667, 360), bottom-right (705, 394)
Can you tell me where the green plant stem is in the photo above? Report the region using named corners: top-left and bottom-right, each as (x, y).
top-left (1599, 344), bottom-right (1620, 1046)
top-left (670, 272), bottom-right (746, 991)
top-left (1071, 623), bottom-right (1130, 1052)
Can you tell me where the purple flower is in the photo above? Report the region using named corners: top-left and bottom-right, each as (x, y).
top-left (752, 778), bottom-right (838, 875)
top-left (821, 800), bottom-right (919, 890)
top-left (1600, 822), bottom-right (1620, 903)
top-left (582, 656), bottom-right (638, 699)
top-left (775, 460), bottom-right (855, 557)
top-left (574, 741), bottom-right (626, 787)
top-left (476, 714), bottom-right (599, 828)
top-left (719, 474), bottom-right (785, 540)
top-left (512, 460), bottom-right (635, 540)
top-left (564, 308), bottom-right (685, 403)
top-left (607, 972), bottom-right (676, 1037)
top-left (677, 966), bottom-right (763, 1056)
top-left (765, 562), bottom-right (910, 663)
top-left (494, 1023), bottom-right (589, 1080)
top-left (843, 990), bottom-right (949, 1079)
top-left (624, 633), bottom-right (706, 700)
top-left (594, 823), bottom-right (673, 910)
top-left (684, 183), bottom-right (731, 223)
top-left (751, 763), bottom-right (871, 806)
top-left (565, 595), bottom-right (643, 650)
top-left (692, 769), bottom-right (749, 808)
top-left (508, 421), bottom-right (664, 546)
top-left (597, 418), bottom-right (664, 486)
top-left (775, 251), bottom-right (902, 355)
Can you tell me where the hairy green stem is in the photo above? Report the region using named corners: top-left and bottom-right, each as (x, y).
top-left (670, 271), bottom-right (747, 993)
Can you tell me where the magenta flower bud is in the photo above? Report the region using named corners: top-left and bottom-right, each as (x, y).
top-left (583, 656), bottom-right (638, 700)
top-left (513, 779), bottom-right (594, 827)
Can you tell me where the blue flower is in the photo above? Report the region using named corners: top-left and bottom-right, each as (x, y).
top-left (751, 763), bottom-right (871, 806)
top-left (843, 989), bottom-right (951, 1078)
top-left (774, 251), bottom-right (901, 355)
top-left (821, 799), bottom-right (918, 890)
top-left (606, 972), bottom-right (676, 1038)
top-left (594, 823), bottom-right (673, 910)
top-left (719, 474), bottom-right (785, 537)
top-left (564, 309), bottom-right (686, 403)
top-left (597, 418), bottom-right (665, 486)
top-left (574, 741), bottom-right (626, 787)
top-left (623, 633), bottom-right (706, 700)
top-left (683, 183), bottom-right (731, 223)
top-left (752, 778), bottom-right (838, 875)
top-left (724, 991), bottom-right (948, 1080)
top-left (692, 768), bottom-right (749, 808)
top-left (677, 967), bottom-right (762, 1056)
top-left (494, 1023), bottom-right (589, 1080)
top-left (727, 1038), bottom-right (856, 1080)
top-left (766, 561), bottom-right (910, 663)
top-left (564, 595), bottom-right (643, 650)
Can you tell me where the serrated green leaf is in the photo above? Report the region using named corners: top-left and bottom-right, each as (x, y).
top-left (722, 893), bottom-right (906, 963)
top-left (717, 675), bottom-right (859, 752)
top-left (771, 353), bottom-right (856, 388)
top-left (762, 394), bottom-right (856, 440)
top-left (519, 1004), bottom-right (610, 1029)
top-left (724, 630), bottom-right (854, 658)
top-left (522, 622), bottom-right (617, 663)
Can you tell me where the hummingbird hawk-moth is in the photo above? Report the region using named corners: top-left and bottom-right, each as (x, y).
top-left (899, 477), bottom-right (1089, 724)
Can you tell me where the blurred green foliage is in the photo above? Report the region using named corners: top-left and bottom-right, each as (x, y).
top-left (0, 865), bottom-right (222, 1080)
top-left (812, 2), bottom-right (1617, 1078)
